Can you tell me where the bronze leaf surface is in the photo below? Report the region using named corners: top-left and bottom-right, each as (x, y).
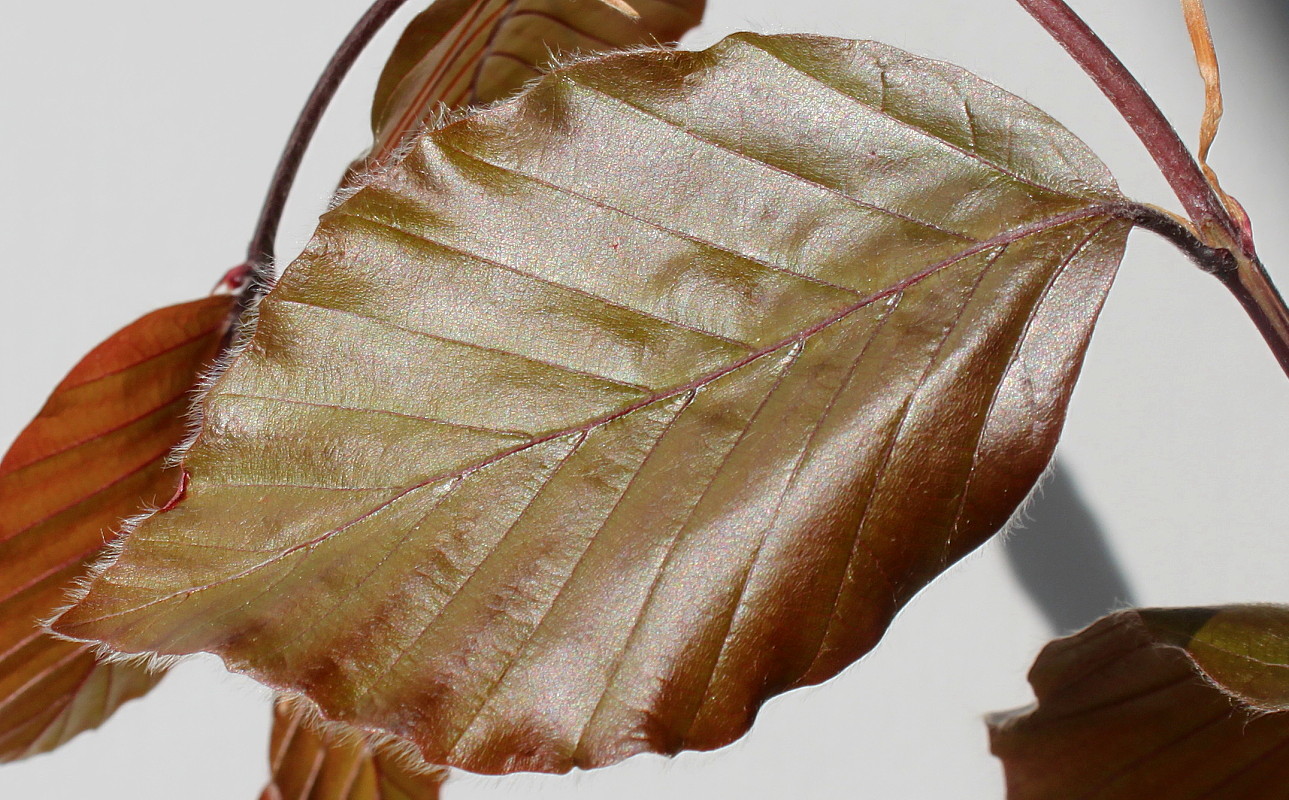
top-left (55, 34), bottom-right (1132, 774)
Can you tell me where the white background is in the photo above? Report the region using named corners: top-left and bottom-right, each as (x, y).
top-left (2, 1), bottom-right (1287, 797)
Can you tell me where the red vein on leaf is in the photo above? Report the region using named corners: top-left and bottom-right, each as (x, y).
top-left (269, 704), bottom-right (301, 772)
top-left (1194, 725), bottom-right (1289, 798)
top-left (744, 38), bottom-right (1105, 204)
top-left (0, 447), bottom-right (171, 547)
top-left (0, 647), bottom-right (89, 717)
top-left (1074, 704), bottom-right (1236, 800)
top-left (2, 393), bottom-right (190, 476)
top-left (510, 9), bottom-right (619, 49)
top-left (432, 140), bottom-right (869, 298)
top-left (575, 344), bottom-right (803, 755)
top-left (52, 325), bottom-right (224, 396)
top-left (340, 748), bottom-right (373, 799)
top-left (461, 0), bottom-right (525, 105)
top-left (0, 630), bottom-right (43, 668)
top-left (566, 82), bottom-right (983, 244)
top-left (277, 297), bottom-right (658, 392)
top-left (337, 212), bottom-right (755, 350)
top-left (215, 393), bottom-right (532, 439)
top-left (353, 431), bottom-right (590, 711)
top-left (449, 389), bottom-right (696, 750)
top-left (684, 332), bottom-right (855, 736)
top-left (944, 220), bottom-right (1115, 561)
top-left (743, 241), bottom-right (1010, 701)
top-left (59, 206), bottom-right (1130, 633)
top-left (1, 548), bottom-right (115, 608)
top-left (809, 245), bottom-right (1012, 668)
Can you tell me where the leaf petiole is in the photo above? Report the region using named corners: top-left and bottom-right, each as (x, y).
top-left (1018, 0), bottom-right (1289, 379)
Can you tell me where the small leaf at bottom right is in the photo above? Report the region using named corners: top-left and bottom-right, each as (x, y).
top-left (989, 605), bottom-right (1289, 799)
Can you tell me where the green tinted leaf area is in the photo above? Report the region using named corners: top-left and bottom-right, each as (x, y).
top-left (991, 606), bottom-right (1289, 799)
top-left (57, 34), bottom-right (1129, 773)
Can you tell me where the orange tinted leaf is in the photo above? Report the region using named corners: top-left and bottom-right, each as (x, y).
top-left (0, 296), bottom-right (232, 761)
top-left (261, 698), bottom-right (447, 800)
top-left (56, 34), bottom-right (1131, 773)
top-left (990, 606), bottom-right (1289, 799)
top-left (369, 0), bottom-right (705, 161)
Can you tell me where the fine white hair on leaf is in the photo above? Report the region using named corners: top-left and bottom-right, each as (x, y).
top-left (41, 499), bottom-right (191, 677)
top-left (271, 692), bottom-right (451, 779)
top-left (42, 269), bottom-right (274, 664)
top-left (357, 39), bottom-right (682, 181)
top-left (995, 454), bottom-right (1060, 543)
top-left (166, 271), bottom-right (272, 471)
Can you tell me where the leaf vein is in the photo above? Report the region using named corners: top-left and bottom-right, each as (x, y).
top-left (565, 81), bottom-right (981, 243)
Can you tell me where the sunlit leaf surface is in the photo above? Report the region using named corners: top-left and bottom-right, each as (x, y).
top-left (369, 0), bottom-right (706, 160)
top-left (56, 34), bottom-right (1133, 773)
top-left (0, 296), bottom-right (231, 760)
top-left (990, 606), bottom-right (1289, 799)
top-left (261, 698), bottom-right (447, 800)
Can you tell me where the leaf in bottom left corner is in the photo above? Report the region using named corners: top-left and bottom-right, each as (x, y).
top-left (0, 295), bottom-right (232, 760)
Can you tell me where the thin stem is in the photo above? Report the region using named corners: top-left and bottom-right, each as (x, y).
top-left (244, 0), bottom-right (413, 276)
top-left (1121, 205), bottom-right (1235, 277)
top-left (1127, 205), bottom-right (1289, 378)
top-left (1216, 258), bottom-right (1289, 378)
top-left (1015, 0), bottom-right (1245, 253)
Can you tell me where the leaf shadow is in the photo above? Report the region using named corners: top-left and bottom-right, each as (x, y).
top-left (1003, 461), bottom-right (1137, 635)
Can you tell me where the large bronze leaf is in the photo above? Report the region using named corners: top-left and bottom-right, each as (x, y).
top-left (262, 698), bottom-right (447, 800)
top-left (990, 606), bottom-right (1289, 799)
top-left (369, 0), bottom-right (706, 160)
top-left (0, 296), bottom-right (231, 761)
top-left (55, 33), bottom-right (1134, 773)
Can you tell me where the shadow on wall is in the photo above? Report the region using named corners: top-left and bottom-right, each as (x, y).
top-left (1006, 0), bottom-right (1288, 640)
top-left (1002, 461), bottom-right (1137, 636)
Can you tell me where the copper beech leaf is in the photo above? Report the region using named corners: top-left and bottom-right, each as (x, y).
top-left (262, 698), bottom-right (447, 800)
top-left (369, 0), bottom-right (706, 160)
top-left (989, 606), bottom-right (1289, 799)
top-left (55, 33), bottom-right (1136, 773)
top-left (0, 296), bottom-right (232, 761)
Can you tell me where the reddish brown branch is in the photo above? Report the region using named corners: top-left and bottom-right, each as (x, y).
top-left (244, 0), bottom-right (413, 282)
top-left (1018, 0), bottom-right (1289, 377)
top-left (1216, 258), bottom-right (1289, 378)
top-left (1015, 0), bottom-right (1245, 253)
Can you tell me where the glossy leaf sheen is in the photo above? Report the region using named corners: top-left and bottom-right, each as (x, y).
top-left (369, 0), bottom-right (705, 158)
top-left (262, 698), bottom-right (447, 800)
top-left (57, 34), bottom-right (1131, 773)
top-left (0, 297), bottom-right (231, 761)
top-left (990, 606), bottom-right (1289, 799)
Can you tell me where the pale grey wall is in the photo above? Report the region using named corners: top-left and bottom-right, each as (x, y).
top-left (2, 1), bottom-right (1287, 797)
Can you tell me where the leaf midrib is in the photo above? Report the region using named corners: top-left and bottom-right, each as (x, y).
top-left (62, 204), bottom-right (1127, 631)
